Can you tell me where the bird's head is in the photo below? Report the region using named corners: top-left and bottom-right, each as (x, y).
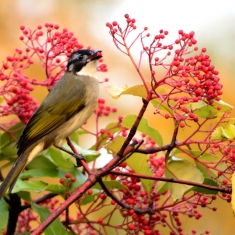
top-left (67, 49), bottom-right (102, 76)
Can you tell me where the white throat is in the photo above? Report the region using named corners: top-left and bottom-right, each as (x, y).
top-left (76, 60), bottom-right (98, 78)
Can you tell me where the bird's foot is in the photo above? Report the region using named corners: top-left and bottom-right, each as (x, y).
top-left (73, 153), bottom-right (85, 167)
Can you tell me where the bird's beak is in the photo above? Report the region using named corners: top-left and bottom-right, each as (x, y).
top-left (87, 50), bottom-right (102, 62)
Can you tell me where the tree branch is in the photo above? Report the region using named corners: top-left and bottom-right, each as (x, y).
top-left (109, 171), bottom-right (232, 194)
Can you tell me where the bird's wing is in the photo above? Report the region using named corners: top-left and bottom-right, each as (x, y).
top-left (16, 75), bottom-right (87, 154)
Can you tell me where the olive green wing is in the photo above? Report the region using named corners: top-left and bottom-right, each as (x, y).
top-left (17, 75), bottom-right (86, 155)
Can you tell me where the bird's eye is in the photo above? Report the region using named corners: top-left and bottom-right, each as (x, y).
top-left (78, 55), bottom-right (83, 60)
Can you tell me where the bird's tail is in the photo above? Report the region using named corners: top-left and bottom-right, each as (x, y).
top-left (0, 151), bottom-right (29, 198)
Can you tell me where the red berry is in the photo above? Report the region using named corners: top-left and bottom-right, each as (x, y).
top-left (145, 230), bottom-right (151, 235)
top-left (128, 224), bottom-right (134, 230)
top-left (189, 113), bottom-right (195, 118)
top-left (97, 218), bottom-right (103, 223)
top-left (112, 21), bottom-right (118, 26)
top-left (65, 173), bottom-right (70, 178)
top-left (106, 22), bottom-right (111, 28)
top-left (59, 179), bottom-right (64, 184)
top-left (71, 177), bottom-right (76, 182)
top-left (118, 116), bottom-right (123, 122)
top-left (111, 107), bottom-right (117, 112)
top-left (99, 194), bottom-right (106, 200)
top-left (128, 209), bottom-right (134, 215)
top-left (222, 179), bottom-right (228, 185)
top-left (211, 195), bottom-right (216, 200)
top-left (87, 189), bottom-right (93, 195)
top-left (165, 114), bottom-right (170, 119)
top-left (98, 98), bottom-right (105, 104)
top-left (103, 110), bottom-right (109, 116)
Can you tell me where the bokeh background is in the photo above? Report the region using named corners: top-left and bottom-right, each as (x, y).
top-left (1, 0), bottom-right (235, 234)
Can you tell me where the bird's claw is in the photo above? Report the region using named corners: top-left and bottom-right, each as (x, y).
top-left (73, 153), bottom-right (85, 167)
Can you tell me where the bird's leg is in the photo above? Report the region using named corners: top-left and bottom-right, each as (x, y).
top-left (54, 145), bottom-right (85, 167)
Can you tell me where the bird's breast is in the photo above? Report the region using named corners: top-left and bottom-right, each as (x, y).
top-left (53, 75), bottom-right (99, 146)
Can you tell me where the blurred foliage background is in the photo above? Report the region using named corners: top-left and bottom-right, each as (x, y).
top-left (0, 0), bottom-right (235, 234)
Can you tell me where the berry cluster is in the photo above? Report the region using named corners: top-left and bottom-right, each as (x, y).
top-left (106, 14), bottom-right (223, 129)
top-left (59, 172), bottom-right (76, 185)
top-left (0, 24), bottom-right (108, 123)
top-left (167, 42), bottom-right (222, 104)
top-left (94, 98), bottom-right (117, 116)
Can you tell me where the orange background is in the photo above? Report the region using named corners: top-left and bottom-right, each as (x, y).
top-left (1, 0), bottom-right (235, 234)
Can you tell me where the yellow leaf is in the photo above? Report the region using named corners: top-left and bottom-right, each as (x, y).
top-left (232, 172), bottom-right (235, 214)
top-left (105, 85), bottom-right (129, 99)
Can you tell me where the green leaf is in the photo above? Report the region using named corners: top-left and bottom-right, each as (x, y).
top-left (46, 184), bottom-right (67, 194)
top-left (32, 202), bottom-right (68, 235)
top-left (68, 129), bottom-right (88, 144)
top-left (122, 114), bottom-right (163, 146)
top-left (67, 168), bottom-right (87, 190)
top-left (0, 143), bottom-right (17, 158)
top-left (0, 122), bottom-right (24, 147)
top-left (184, 150), bottom-right (219, 161)
top-left (175, 149), bottom-right (226, 181)
top-left (0, 198), bottom-right (9, 234)
top-left (17, 191), bottom-right (31, 201)
top-left (46, 148), bottom-right (74, 170)
top-left (212, 100), bottom-right (233, 112)
top-left (189, 100), bottom-right (218, 118)
top-left (20, 168), bottom-right (64, 179)
top-left (191, 99), bottom-right (233, 119)
top-left (105, 135), bottom-right (154, 195)
top-left (193, 178), bottom-right (218, 194)
top-left (94, 180), bottom-right (130, 191)
top-left (211, 124), bottom-right (235, 141)
top-left (210, 127), bottom-right (224, 140)
top-left (90, 122), bottom-right (122, 150)
top-left (81, 189), bottom-right (100, 205)
top-left (12, 179), bottom-right (66, 194)
top-left (151, 99), bottom-right (174, 115)
top-left (13, 180), bottom-right (49, 193)
top-left (165, 159), bottom-right (204, 201)
top-left (125, 153), bottom-right (154, 196)
top-left (156, 181), bottom-right (168, 194)
top-left (68, 231), bottom-right (78, 235)
top-left (105, 84), bottom-right (148, 99)
top-left (0, 122), bottom-right (24, 160)
top-left (223, 124), bottom-right (235, 139)
top-left (26, 153), bottom-right (57, 169)
top-left (105, 136), bottom-right (125, 155)
top-left (105, 83), bottom-right (169, 99)
top-left (65, 143), bottom-right (100, 163)
top-left (15, 232), bottom-right (30, 235)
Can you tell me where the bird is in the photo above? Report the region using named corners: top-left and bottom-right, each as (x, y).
top-left (0, 49), bottom-right (102, 198)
